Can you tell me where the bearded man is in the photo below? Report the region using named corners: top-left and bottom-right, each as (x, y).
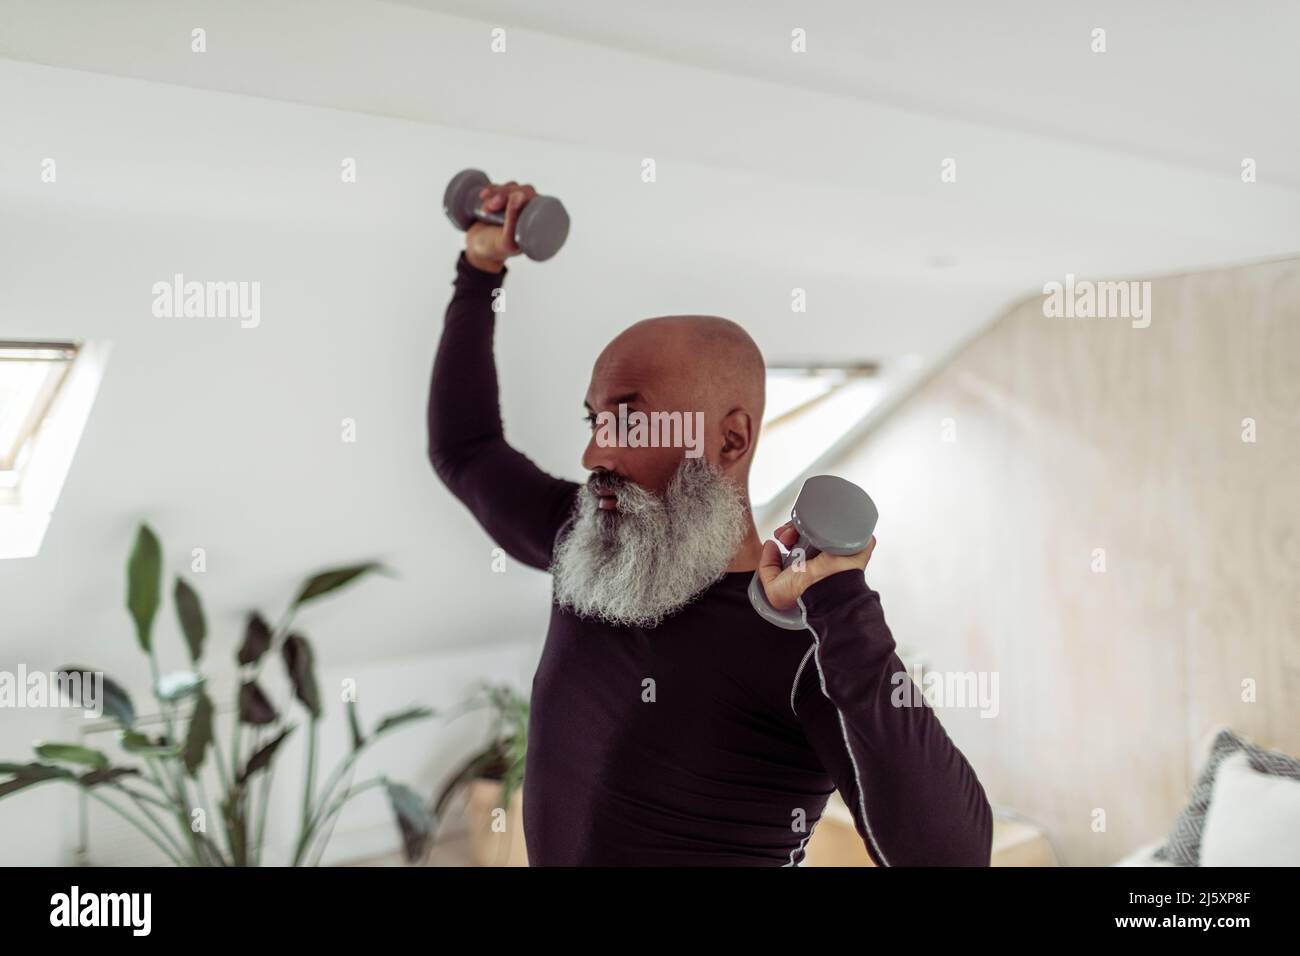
top-left (427, 179), bottom-right (993, 866)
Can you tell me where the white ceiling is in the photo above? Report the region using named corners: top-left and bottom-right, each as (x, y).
top-left (0, 0), bottom-right (1298, 670)
top-left (2, 0), bottom-right (1297, 362)
top-left (393, 0), bottom-right (1300, 186)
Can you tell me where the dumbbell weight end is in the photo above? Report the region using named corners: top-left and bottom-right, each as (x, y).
top-left (443, 168), bottom-right (570, 262)
top-left (748, 475), bottom-right (879, 630)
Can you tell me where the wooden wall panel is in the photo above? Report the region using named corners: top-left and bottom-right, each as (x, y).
top-left (808, 257), bottom-right (1300, 865)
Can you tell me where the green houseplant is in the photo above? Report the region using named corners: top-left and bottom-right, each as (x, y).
top-left (431, 682), bottom-right (529, 866)
top-left (433, 682), bottom-right (528, 821)
top-left (0, 524), bottom-right (436, 866)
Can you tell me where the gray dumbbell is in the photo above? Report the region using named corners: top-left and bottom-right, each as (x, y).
top-left (748, 475), bottom-right (879, 629)
top-left (443, 168), bottom-right (570, 262)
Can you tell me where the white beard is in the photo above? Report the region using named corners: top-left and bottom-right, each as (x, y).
top-left (550, 456), bottom-right (749, 629)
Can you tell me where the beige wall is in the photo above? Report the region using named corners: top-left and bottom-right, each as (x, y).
top-left (816, 257), bottom-right (1300, 865)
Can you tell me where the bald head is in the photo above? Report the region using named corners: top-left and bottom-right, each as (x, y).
top-left (602, 313), bottom-right (763, 422)
top-left (582, 314), bottom-right (766, 497)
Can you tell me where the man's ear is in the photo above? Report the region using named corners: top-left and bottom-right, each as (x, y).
top-left (718, 407), bottom-right (754, 464)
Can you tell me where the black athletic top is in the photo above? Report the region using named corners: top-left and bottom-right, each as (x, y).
top-left (427, 252), bottom-right (994, 866)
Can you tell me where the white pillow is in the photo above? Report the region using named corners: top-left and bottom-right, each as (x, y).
top-left (1199, 752), bottom-right (1300, 866)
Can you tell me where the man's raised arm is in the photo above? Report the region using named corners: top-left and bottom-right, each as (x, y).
top-left (427, 181), bottom-right (579, 570)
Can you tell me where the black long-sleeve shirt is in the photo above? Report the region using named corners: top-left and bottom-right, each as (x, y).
top-left (428, 252), bottom-right (994, 866)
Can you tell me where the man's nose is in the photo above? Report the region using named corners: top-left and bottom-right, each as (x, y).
top-left (582, 431), bottom-right (621, 474)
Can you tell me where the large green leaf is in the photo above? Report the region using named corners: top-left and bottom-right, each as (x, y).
top-left (126, 524), bottom-right (162, 653)
top-left (174, 577), bottom-right (207, 662)
top-left (237, 727), bottom-right (294, 785)
top-left (34, 742), bottom-right (110, 770)
top-left (291, 562), bottom-right (386, 608)
top-left (385, 779), bottom-right (435, 863)
top-left (0, 763), bottom-right (131, 798)
top-left (374, 706), bottom-right (435, 737)
top-left (183, 692), bottom-right (214, 776)
top-left (281, 634), bottom-right (321, 718)
top-left (79, 766), bottom-right (142, 787)
top-left (238, 681), bottom-right (277, 725)
top-left (237, 612), bottom-right (272, 666)
top-left (0, 762), bottom-right (74, 798)
top-left (119, 730), bottom-right (181, 758)
top-left (54, 666), bottom-right (136, 728)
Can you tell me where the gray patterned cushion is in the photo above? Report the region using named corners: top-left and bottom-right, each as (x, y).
top-left (1154, 728), bottom-right (1300, 865)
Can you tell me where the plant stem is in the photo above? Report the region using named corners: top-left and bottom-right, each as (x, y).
top-left (117, 781), bottom-right (176, 811)
top-left (112, 783), bottom-right (191, 861)
top-left (230, 707), bottom-right (243, 792)
top-left (209, 716), bottom-right (233, 796)
top-left (84, 786), bottom-right (187, 866)
top-left (305, 725), bottom-right (392, 838)
top-left (254, 756), bottom-right (275, 865)
top-left (147, 653), bottom-right (206, 865)
top-left (204, 733), bottom-right (239, 862)
top-left (298, 776), bottom-right (387, 866)
top-left (141, 756), bottom-right (198, 865)
top-left (306, 763), bottom-right (355, 867)
top-left (290, 717), bottom-right (320, 866)
top-left (301, 717), bottom-right (317, 836)
top-left (192, 773), bottom-right (229, 866)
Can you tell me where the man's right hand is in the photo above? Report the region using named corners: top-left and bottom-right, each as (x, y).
top-left (464, 180), bottom-right (539, 273)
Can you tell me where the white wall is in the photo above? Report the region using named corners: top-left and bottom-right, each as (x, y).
top-left (800, 257), bottom-right (1300, 865)
top-left (0, 175), bottom-right (563, 861)
top-left (3, 0), bottom-right (1298, 865)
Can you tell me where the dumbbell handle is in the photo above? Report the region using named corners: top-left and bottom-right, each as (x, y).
top-left (749, 474), bottom-right (878, 630)
top-left (780, 534), bottom-right (821, 571)
top-left (450, 176), bottom-right (550, 230)
top-left (470, 206), bottom-right (508, 227)
top-left (444, 168), bottom-right (570, 261)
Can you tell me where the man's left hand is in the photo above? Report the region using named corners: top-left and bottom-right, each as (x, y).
top-left (757, 523), bottom-right (876, 612)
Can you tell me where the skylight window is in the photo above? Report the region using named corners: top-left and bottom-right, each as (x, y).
top-left (0, 342), bottom-right (78, 479)
top-left (750, 363), bottom-right (884, 510)
top-left (0, 340), bottom-right (109, 559)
